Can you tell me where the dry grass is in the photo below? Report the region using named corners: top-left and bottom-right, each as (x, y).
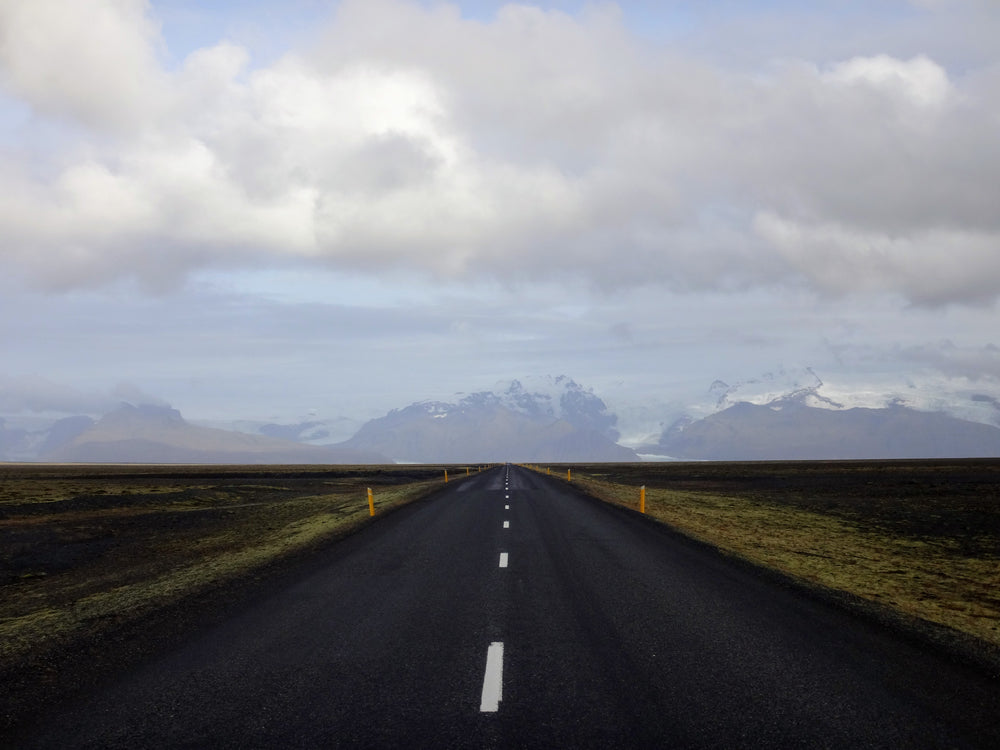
top-left (553, 461), bottom-right (1000, 649)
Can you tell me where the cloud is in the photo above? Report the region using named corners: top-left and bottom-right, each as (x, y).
top-left (754, 213), bottom-right (1000, 306)
top-left (897, 341), bottom-right (1000, 380)
top-left (0, 374), bottom-right (167, 414)
top-left (0, 0), bottom-right (999, 306)
top-left (0, 0), bottom-right (167, 131)
top-left (824, 54), bottom-right (951, 108)
top-left (111, 382), bottom-right (172, 408)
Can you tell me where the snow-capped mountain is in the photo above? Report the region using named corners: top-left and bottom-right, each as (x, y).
top-left (653, 366), bottom-right (1000, 429)
top-left (652, 400), bottom-right (1000, 460)
top-left (641, 366), bottom-right (1000, 460)
top-left (708, 367), bottom-right (839, 411)
top-left (335, 377), bottom-right (636, 463)
top-left (7, 367), bottom-right (1000, 463)
top-left (472, 376), bottom-right (621, 441)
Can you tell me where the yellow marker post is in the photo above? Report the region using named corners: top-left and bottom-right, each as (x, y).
top-left (567, 469), bottom-right (572, 482)
top-left (466, 467), bottom-right (470, 476)
top-left (444, 470), bottom-right (449, 483)
top-left (640, 485), bottom-right (646, 514)
top-left (367, 487), bottom-right (375, 516)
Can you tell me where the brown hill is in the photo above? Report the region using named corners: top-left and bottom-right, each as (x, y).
top-left (47, 404), bottom-right (388, 464)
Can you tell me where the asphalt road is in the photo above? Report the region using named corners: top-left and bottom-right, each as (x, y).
top-left (16, 465), bottom-right (1000, 748)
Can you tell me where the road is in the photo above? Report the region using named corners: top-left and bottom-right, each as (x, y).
top-left (16, 464), bottom-right (1000, 748)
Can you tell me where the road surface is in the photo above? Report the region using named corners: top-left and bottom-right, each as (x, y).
top-left (15, 465), bottom-right (1000, 748)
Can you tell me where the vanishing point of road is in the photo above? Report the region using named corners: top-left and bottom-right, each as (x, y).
top-left (16, 465), bottom-right (1000, 748)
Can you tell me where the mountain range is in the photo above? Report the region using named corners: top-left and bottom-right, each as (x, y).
top-left (646, 395), bottom-right (1000, 460)
top-left (20, 404), bottom-right (387, 464)
top-left (3, 372), bottom-right (1000, 463)
top-left (335, 378), bottom-right (636, 463)
top-left (638, 369), bottom-right (1000, 460)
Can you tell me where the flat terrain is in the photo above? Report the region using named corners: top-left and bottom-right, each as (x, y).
top-left (6, 464), bottom-right (1000, 748)
top-left (0, 462), bottom-right (462, 731)
top-left (558, 459), bottom-right (1000, 654)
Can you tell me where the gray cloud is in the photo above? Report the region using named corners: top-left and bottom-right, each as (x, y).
top-left (0, 374), bottom-right (167, 415)
top-left (4, 265), bottom-right (1000, 432)
top-left (0, 0), bottom-right (998, 306)
top-left (111, 382), bottom-right (172, 408)
top-left (897, 341), bottom-right (1000, 380)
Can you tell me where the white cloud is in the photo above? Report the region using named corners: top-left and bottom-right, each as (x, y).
top-left (0, 0), bottom-right (167, 131)
top-left (0, 0), bottom-right (999, 306)
top-left (823, 54), bottom-right (951, 108)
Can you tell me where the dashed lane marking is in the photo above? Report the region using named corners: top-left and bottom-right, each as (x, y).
top-left (480, 642), bottom-right (504, 712)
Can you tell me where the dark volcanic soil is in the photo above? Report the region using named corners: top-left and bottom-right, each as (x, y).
top-left (579, 459), bottom-right (1000, 555)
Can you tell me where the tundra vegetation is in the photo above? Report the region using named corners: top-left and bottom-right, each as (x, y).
top-left (556, 460), bottom-right (1000, 653)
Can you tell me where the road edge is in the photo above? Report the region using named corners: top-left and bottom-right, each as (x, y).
top-left (547, 471), bottom-right (1000, 681)
top-left (0, 476), bottom-right (471, 742)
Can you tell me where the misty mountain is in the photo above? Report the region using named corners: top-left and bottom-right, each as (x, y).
top-left (493, 376), bottom-right (622, 441)
top-left (651, 398), bottom-right (1000, 460)
top-left (336, 378), bottom-right (636, 462)
top-left (686, 366), bottom-right (1000, 431)
top-left (15, 367), bottom-right (998, 463)
top-left (37, 415), bottom-right (96, 455)
top-left (191, 415), bottom-right (365, 446)
top-left (46, 404), bottom-right (388, 464)
top-left (258, 420), bottom-right (331, 443)
top-left (0, 417), bottom-right (29, 460)
top-left (0, 415), bottom-right (94, 461)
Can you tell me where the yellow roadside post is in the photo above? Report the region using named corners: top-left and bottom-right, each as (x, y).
top-left (567, 468), bottom-right (572, 481)
top-left (445, 469), bottom-right (449, 483)
top-left (367, 487), bottom-right (375, 516)
top-left (467, 467), bottom-right (470, 476)
top-left (640, 485), bottom-right (646, 514)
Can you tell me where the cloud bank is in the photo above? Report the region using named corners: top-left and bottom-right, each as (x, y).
top-left (1, 0), bottom-right (998, 305)
top-left (0, 374), bottom-right (168, 415)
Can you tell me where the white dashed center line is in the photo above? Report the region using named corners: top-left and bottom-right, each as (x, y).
top-left (480, 642), bottom-right (504, 712)
top-left (505, 504), bottom-right (509, 509)
top-left (499, 552), bottom-right (509, 568)
top-left (503, 520), bottom-right (510, 529)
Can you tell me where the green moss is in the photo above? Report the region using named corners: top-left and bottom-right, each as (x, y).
top-left (0, 466), bottom-right (450, 664)
top-left (558, 465), bottom-right (1000, 649)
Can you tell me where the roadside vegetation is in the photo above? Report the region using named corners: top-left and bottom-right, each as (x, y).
top-left (0, 464), bottom-right (460, 674)
top-left (543, 460), bottom-right (1000, 652)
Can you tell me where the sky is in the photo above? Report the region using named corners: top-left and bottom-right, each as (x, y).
top-left (2, 0), bottom-right (1000, 445)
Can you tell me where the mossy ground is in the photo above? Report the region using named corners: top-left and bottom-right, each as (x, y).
top-left (538, 460), bottom-right (1000, 649)
top-left (0, 464), bottom-right (467, 666)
